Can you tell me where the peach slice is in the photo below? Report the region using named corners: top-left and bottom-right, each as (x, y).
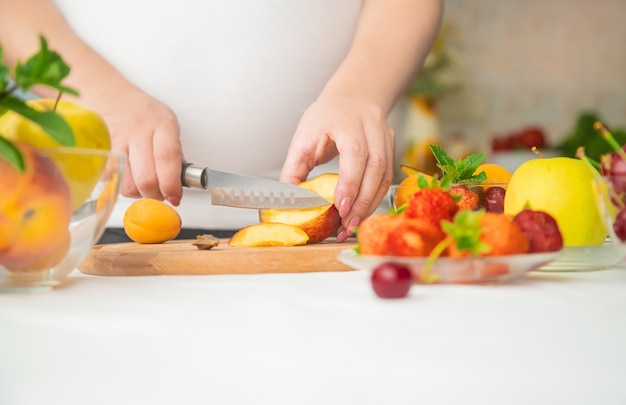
top-left (228, 223), bottom-right (309, 247)
top-left (259, 173), bottom-right (341, 243)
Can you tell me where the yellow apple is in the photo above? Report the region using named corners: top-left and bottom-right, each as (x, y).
top-left (258, 173), bottom-right (341, 243)
top-left (503, 157), bottom-right (606, 246)
top-left (0, 98), bottom-right (111, 209)
top-left (229, 223), bottom-right (309, 247)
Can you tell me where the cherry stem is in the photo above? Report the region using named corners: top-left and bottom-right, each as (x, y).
top-left (594, 121), bottom-right (626, 162)
top-left (576, 147), bottom-right (602, 178)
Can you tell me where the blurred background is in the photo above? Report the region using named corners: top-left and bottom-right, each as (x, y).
top-left (395, 0), bottom-right (626, 176)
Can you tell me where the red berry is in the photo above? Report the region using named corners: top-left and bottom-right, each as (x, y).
top-left (613, 207), bottom-right (626, 241)
top-left (514, 126), bottom-right (546, 149)
top-left (371, 262), bottom-right (412, 299)
top-left (482, 186), bottom-right (506, 213)
top-left (512, 209), bottom-right (563, 253)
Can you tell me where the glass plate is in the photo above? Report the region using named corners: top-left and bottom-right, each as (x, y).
top-left (535, 244), bottom-right (622, 272)
top-left (338, 249), bottom-right (561, 284)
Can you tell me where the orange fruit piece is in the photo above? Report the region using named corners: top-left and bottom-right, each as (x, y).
top-left (357, 213), bottom-right (404, 256)
top-left (447, 212), bottom-right (529, 257)
top-left (394, 166), bottom-right (433, 209)
top-left (123, 198), bottom-right (182, 244)
top-left (386, 217), bottom-right (445, 257)
top-left (473, 163), bottom-right (512, 189)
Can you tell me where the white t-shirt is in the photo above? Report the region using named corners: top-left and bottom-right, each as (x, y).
top-left (53, 0), bottom-right (363, 229)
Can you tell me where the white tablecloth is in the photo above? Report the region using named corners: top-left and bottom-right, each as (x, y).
top-left (2, 261), bottom-right (626, 405)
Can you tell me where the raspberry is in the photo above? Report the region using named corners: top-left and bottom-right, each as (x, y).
top-left (512, 209), bottom-right (563, 253)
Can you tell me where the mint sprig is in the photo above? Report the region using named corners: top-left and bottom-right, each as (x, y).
top-left (429, 144), bottom-right (487, 183)
top-left (0, 35), bottom-right (78, 171)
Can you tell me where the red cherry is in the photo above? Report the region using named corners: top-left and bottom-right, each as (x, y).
top-left (371, 262), bottom-right (413, 299)
top-left (514, 126), bottom-right (546, 149)
top-left (613, 207), bottom-right (626, 241)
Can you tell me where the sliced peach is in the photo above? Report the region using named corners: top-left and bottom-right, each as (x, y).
top-left (259, 173), bottom-right (340, 243)
top-left (228, 223), bottom-right (309, 247)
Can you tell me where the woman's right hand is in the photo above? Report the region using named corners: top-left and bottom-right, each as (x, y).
top-left (96, 90), bottom-right (184, 206)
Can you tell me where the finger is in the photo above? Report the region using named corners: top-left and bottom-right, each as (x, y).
top-left (119, 162), bottom-right (141, 198)
top-left (153, 120), bottom-right (183, 206)
top-left (279, 125), bottom-right (318, 185)
top-left (128, 133), bottom-right (163, 200)
top-left (333, 122), bottom-right (369, 220)
top-left (336, 124), bottom-right (394, 241)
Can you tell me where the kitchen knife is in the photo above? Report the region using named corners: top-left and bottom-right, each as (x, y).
top-left (181, 163), bottom-right (331, 209)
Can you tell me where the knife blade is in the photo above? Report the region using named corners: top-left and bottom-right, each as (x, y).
top-left (181, 163), bottom-right (331, 209)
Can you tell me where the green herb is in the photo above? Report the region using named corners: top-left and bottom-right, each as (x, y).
top-left (0, 136), bottom-right (24, 171)
top-left (0, 35), bottom-right (78, 171)
top-left (558, 112), bottom-right (626, 163)
top-left (429, 144), bottom-right (487, 183)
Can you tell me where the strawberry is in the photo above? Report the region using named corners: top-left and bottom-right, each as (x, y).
top-left (449, 184), bottom-right (479, 211)
top-left (405, 187), bottom-right (458, 228)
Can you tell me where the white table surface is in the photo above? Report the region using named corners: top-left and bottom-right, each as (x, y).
top-left (2, 255), bottom-right (626, 405)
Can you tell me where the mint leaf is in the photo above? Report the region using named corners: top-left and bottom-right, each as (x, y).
top-left (13, 36), bottom-right (78, 96)
top-left (0, 136), bottom-right (24, 172)
top-left (0, 33), bottom-right (78, 165)
top-left (429, 143), bottom-right (486, 183)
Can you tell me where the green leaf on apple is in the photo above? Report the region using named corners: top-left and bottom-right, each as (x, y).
top-left (0, 35), bottom-right (78, 167)
top-left (1, 95), bottom-right (75, 146)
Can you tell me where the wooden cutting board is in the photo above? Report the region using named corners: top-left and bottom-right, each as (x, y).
top-left (78, 238), bottom-right (357, 276)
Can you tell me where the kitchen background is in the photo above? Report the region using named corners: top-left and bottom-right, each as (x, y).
top-left (395, 0), bottom-right (626, 175)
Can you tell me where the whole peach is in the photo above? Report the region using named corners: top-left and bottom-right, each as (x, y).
top-left (0, 142), bottom-right (73, 272)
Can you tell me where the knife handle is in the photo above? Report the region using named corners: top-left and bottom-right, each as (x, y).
top-left (181, 162), bottom-right (208, 189)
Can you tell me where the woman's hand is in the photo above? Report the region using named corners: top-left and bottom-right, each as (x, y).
top-left (98, 90), bottom-right (184, 206)
top-left (280, 92), bottom-right (395, 242)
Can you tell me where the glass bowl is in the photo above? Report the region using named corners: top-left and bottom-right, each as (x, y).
top-left (592, 175), bottom-right (626, 262)
top-left (338, 248), bottom-right (560, 284)
top-left (1, 147), bottom-right (125, 292)
top-left (386, 182), bottom-right (509, 213)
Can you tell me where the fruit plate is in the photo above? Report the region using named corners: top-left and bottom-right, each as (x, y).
top-left (534, 243), bottom-right (622, 272)
top-left (337, 249), bottom-right (562, 284)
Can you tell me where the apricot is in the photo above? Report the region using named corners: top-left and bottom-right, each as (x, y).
top-left (0, 142), bottom-right (73, 272)
top-left (123, 198), bottom-right (182, 244)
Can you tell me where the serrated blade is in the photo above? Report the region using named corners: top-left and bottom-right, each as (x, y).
top-left (181, 163), bottom-right (330, 209)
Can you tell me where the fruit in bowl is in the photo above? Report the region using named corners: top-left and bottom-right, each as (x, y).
top-left (590, 122), bottom-right (626, 259)
top-left (504, 155), bottom-right (606, 246)
top-left (0, 98), bottom-right (111, 210)
top-left (392, 145), bottom-right (512, 213)
top-left (345, 144), bottom-right (563, 291)
top-left (0, 145), bottom-right (125, 291)
top-left (0, 35), bottom-right (125, 291)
